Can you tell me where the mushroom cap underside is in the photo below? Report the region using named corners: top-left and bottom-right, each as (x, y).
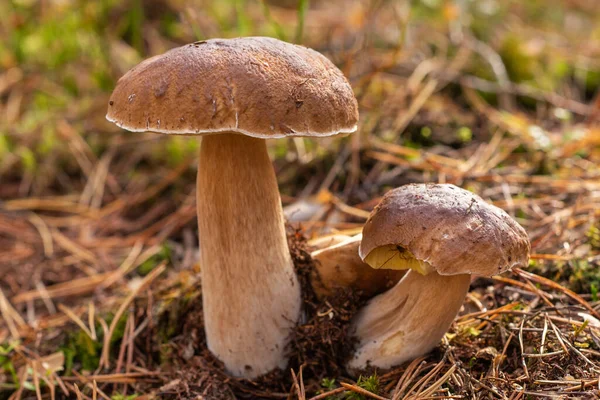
top-left (359, 184), bottom-right (531, 277)
top-left (106, 36), bottom-right (358, 139)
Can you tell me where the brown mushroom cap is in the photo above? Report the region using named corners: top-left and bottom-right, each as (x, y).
top-left (106, 37), bottom-right (358, 138)
top-left (359, 184), bottom-right (530, 277)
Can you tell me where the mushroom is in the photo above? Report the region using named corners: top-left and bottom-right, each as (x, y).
top-left (310, 234), bottom-right (405, 299)
top-left (105, 37), bottom-right (358, 378)
top-left (347, 183), bottom-right (530, 371)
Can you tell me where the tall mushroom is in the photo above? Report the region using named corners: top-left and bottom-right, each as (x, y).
top-left (106, 37), bottom-right (358, 378)
top-left (348, 184), bottom-right (530, 371)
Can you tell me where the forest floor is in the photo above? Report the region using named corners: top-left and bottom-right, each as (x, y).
top-left (1, 0), bottom-right (600, 398)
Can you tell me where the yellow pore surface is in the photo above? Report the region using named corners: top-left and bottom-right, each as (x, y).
top-left (364, 245), bottom-right (434, 275)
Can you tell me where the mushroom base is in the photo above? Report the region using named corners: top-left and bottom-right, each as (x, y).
top-left (347, 270), bottom-right (470, 373)
top-left (197, 133), bottom-right (301, 378)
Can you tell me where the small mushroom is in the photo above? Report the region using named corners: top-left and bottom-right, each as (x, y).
top-left (310, 234), bottom-right (405, 299)
top-left (348, 183), bottom-right (530, 371)
top-left (106, 37), bottom-right (358, 378)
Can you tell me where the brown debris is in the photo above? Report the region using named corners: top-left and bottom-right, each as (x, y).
top-left (2, 0), bottom-right (600, 399)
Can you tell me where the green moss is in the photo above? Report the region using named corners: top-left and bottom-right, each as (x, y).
top-left (159, 12), bottom-right (181, 39)
top-left (93, 68), bottom-right (114, 92)
top-left (61, 313), bottom-right (129, 374)
top-left (0, 341), bottom-right (19, 388)
top-left (321, 377), bottom-right (336, 391)
top-left (347, 374), bottom-right (380, 400)
top-left (543, 257), bottom-right (600, 295)
top-left (314, 374), bottom-right (380, 400)
top-left (315, 377), bottom-right (339, 399)
top-left (122, 0), bottom-right (144, 55)
top-left (0, 133), bottom-right (12, 157)
top-left (576, 69), bottom-right (600, 96)
top-left (456, 127), bottom-right (473, 143)
top-left (164, 138), bottom-right (198, 167)
top-left (17, 147), bottom-right (37, 173)
top-left (500, 35), bottom-right (536, 83)
top-left (37, 126), bottom-right (57, 156)
top-left (419, 126), bottom-right (432, 139)
top-left (156, 294), bottom-right (197, 345)
top-left (586, 225), bottom-right (600, 250)
top-left (138, 243), bottom-right (172, 276)
top-left (62, 330), bottom-right (102, 373)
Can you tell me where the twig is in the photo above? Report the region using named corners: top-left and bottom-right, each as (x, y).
top-left (340, 382), bottom-right (389, 400)
top-left (99, 263), bottom-right (165, 369)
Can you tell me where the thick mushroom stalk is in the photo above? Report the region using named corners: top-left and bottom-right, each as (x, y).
top-left (197, 133), bottom-right (301, 378)
top-left (348, 268), bottom-right (470, 371)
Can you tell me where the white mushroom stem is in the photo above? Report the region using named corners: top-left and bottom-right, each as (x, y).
top-left (197, 133), bottom-right (301, 378)
top-left (347, 270), bottom-right (470, 372)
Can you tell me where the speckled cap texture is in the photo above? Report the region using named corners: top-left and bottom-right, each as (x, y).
top-left (359, 184), bottom-right (530, 277)
top-left (106, 36), bottom-right (359, 138)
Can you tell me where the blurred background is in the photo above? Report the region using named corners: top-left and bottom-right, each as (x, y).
top-left (1, 0), bottom-right (600, 398)
top-left (1, 0), bottom-right (599, 200)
